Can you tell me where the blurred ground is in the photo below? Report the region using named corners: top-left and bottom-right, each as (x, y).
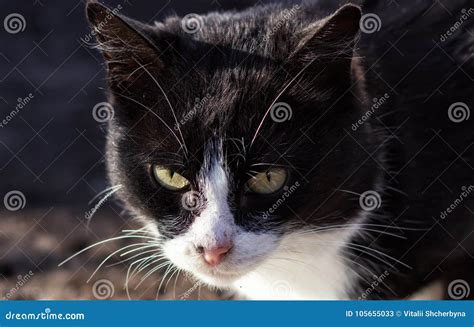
top-left (0, 207), bottom-right (220, 300)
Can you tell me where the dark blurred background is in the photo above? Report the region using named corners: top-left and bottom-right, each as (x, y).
top-left (0, 0), bottom-right (290, 300)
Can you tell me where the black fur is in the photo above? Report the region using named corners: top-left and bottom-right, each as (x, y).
top-left (87, 0), bottom-right (474, 299)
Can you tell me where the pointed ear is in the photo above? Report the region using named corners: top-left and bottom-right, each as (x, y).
top-left (292, 4), bottom-right (361, 64)
top-left (86, 1), bottom-right (160, 84)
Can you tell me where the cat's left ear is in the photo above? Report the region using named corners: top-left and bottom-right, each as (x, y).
top-left (86, 1), bottom-right (160, 84)
top-left (292, 4), bottom-right (361, 65)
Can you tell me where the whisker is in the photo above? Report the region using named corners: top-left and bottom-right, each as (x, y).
top-left (85, 185), bottom-right (123, 223)
top-left (250, 58), bottom-right (316, 147)
top-left (106, 248), bottom-right (161, 268)
top-left (133, 59), bottom-right (188, 157)
top-left (137, 260), bottom-right (171, 289)
top-left (113, 91), bottom-right (185, 152)
top-left (88, 184), bottom-right (123, 205)
top-left (87, 242), bottom-right (150, 283)
top-left (58, 233), bottom-right (158, 267)
top-left (155, 263), bottom-right (175, 298)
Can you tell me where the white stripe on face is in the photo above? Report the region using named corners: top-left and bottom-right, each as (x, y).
top-left (161, 142), bottom-right (280, 288)
top-left (189, 155), bottom-right (235, 249)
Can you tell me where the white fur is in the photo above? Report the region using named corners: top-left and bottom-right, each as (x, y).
top-left (189, 158), bottom-right (235, 250)
top-left (408, 280), bottom-right (444, 300)
top-left (161, 143), bottom-right (357, 299)
top-left (162, 151), bottom-right (281, 288)
top-left (233, 231), bottom-right (355, 300)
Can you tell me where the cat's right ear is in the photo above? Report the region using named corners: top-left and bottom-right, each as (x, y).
top-left (86, 1), bottom-right (160, 85)
top-left (291, 4), bottom-right (362, 66)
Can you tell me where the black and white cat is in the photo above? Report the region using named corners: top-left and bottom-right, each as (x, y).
top-left (84, 0), bottom-right (474, 299)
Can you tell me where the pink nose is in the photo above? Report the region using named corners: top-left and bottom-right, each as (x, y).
top-left (200, 245), bottom-right (233, 266)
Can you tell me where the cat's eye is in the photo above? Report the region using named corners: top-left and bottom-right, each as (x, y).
top-left (246, 168), bottom-right (287, 194)
top-left (152, 165), bottom-right (190, 191)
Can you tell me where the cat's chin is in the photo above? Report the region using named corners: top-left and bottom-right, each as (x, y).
top-left (189, 267), bottom-right (247, 288)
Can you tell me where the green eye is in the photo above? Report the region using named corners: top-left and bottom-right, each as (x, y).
top-left (247, 168), bottom-right (287, 194)
top-left (153, 165), bottom-right (190, 191)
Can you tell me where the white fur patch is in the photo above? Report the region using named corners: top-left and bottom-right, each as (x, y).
top-left (161, 143), bottom-right (361, 299)
top-left (233, 230), bottom-right (355, 300)
top-left (162, 148), bottom-right (281, 288)
top-left (408, 280), bottom-right (444, 300)
top-left (188, 157), bottom-right (235, 249)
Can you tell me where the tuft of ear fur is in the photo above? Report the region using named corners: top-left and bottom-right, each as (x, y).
top-left (292, 4), bottom-right (362, 64)
top-left (86, 1), bottom-right (160, 84)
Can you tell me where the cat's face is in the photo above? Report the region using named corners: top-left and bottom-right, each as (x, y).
top-left (88, 2), bottom-right (376, 288)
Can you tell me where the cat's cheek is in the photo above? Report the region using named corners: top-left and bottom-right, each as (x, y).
top-left (161, 236), bottom-right (197, 273)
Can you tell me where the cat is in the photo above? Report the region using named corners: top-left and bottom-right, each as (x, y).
top-left (84, 0), bottom-right (474, 300)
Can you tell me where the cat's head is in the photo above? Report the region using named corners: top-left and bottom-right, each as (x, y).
top-left (87, 1), bottom-right (378, 288)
